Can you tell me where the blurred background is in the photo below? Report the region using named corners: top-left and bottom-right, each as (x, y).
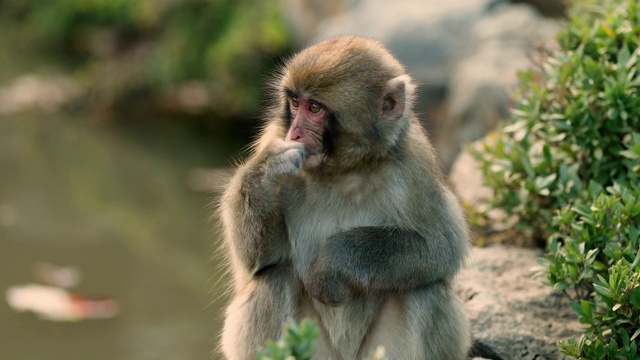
top-left (0, 0), bottom-right (563, 359)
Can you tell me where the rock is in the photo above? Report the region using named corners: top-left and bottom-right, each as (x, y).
top-left (279, 0), bottom-right (349, 46)
top-left (449, 149), bottom-right (492, 210)
top-left (438, 4), bottom-right (560, 169)
top-left (456, 246), bottom-right (581, 359)
top-left (313, 0), bottom-right (497, 84)
top-left (513, 0), bottom-right (565, 17)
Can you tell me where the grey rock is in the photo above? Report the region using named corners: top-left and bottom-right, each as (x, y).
top-left (439, 4), bottom-right (560, 169)
top-left (456, 246), bottom-right (581, 360)
top-left (314, 0), bottom-right (498, 83)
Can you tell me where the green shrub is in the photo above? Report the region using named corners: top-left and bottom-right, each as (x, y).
top-left (472, 0), bottom-right (640, 358)
top-left (543, 183), bottom-right (640, 358)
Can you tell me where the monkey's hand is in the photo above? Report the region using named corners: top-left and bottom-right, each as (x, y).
top-left (264, 139), bottom-right (307, 180)
top-left (303, 244), bottom-right (351, 307)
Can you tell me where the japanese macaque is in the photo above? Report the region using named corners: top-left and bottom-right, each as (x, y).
top-left (219, 36), bottom-right (470, 359)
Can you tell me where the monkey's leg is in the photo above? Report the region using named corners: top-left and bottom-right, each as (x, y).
top-left (416, 284), bottom-right (470, 360)
top-left (221, 266), bottom-right (299, 360)
top-left (362, 283), bottom-right (469, 360)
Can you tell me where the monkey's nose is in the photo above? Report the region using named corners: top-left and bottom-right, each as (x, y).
top-left (289, 127), bottom-right (302, 141)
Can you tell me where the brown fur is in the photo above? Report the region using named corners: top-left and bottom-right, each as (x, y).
top-left (219, 36), bottom-right (470, 359)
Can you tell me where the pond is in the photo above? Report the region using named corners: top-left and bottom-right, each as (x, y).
top-left (0, 112), bottom-right (243, 359)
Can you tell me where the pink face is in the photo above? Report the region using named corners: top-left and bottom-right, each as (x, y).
top-left (285, 94), bottom-right (326, 168)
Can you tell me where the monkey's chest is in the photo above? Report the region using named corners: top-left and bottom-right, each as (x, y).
top-left (284, 201), bottom-right (383, 357)
top-left (281, 185), bottom-right (395, 357)
top-left (284, 196), bottom-right (380, 278)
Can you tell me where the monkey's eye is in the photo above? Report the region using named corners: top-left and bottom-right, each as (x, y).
top-left (289, 95), bottom-right (299, 108)
top-left (309, 101), bottom-right (323, 114)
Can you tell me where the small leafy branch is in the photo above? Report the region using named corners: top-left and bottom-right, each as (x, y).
top-left (257, 319), bottom-right (388, 360)
top-left (257, 319), bottom-right (319, 360)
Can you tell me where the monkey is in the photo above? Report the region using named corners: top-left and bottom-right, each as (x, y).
top-left (218, 35), bottom-right (470, 359)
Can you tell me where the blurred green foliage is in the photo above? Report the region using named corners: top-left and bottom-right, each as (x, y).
top-left (472, 0), bottom-right (640, 357)
top-left (0, 0), bottom-right (292, 116)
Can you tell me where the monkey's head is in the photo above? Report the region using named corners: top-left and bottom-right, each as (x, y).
top-left (276, 36), bottom-right (416, 175)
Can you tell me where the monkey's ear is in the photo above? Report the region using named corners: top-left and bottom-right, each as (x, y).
top-left (380, 75), bottom-right (409, 122)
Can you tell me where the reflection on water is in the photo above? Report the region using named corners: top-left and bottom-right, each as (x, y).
top-left (0, 112), bottom-right (231, 359)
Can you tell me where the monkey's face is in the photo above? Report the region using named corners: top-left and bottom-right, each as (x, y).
top-left (284, 92), bottom-right (328, 168)
top-left (278, 36), bottom-right (412, 174)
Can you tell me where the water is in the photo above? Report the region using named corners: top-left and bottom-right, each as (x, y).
top-left (0, 112), bottom-right (238, 359)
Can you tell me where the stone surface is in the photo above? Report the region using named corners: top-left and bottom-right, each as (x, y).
top-left (449, 149), bottom-right (492, 210)
top-left (456, 246), bottom-right (582, 360)
top-left (514, 0), bottom-right (565, 17)
top-left (438, 3), bottom-right (560, 169)
top-left (313, 0), bottom-right (498, 89)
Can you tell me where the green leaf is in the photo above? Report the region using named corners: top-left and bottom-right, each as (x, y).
top-left (555, 281), bottom-right (570, 292)
top-left (594, 283), bottom-right (611, 297)
top-left (620, 149), bottom-right (640, 159)
top-left (581, 300), bottom-right (593, 320)
top-left (630, 287), bottom-right (640, 307)
top-left (572, 204), bottom-right (592, 218)
top-left (521, 154), bottom-right (534, 177)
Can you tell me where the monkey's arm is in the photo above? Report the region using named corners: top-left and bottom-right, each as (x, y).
top-left (221, 138), bottom-right (305, 276)
top-left (304, 224), bottom-right (467, 306)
